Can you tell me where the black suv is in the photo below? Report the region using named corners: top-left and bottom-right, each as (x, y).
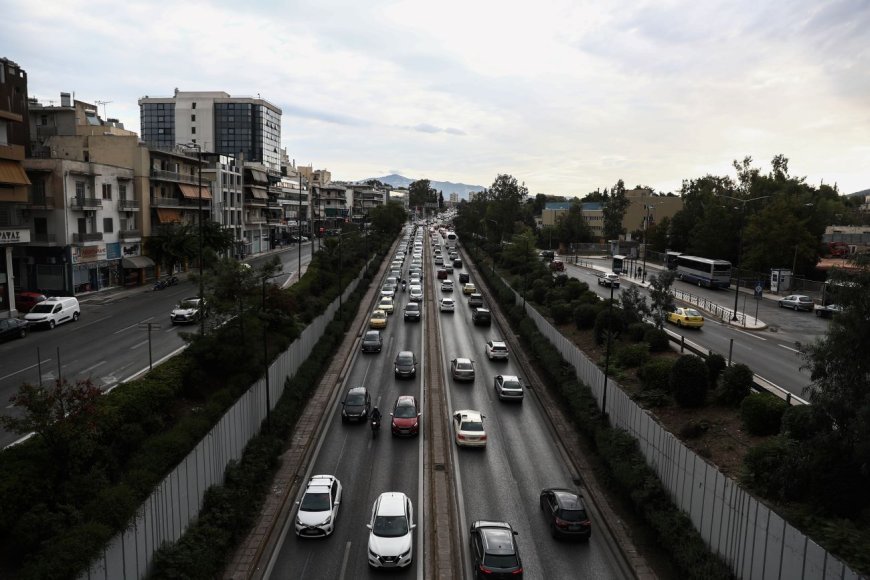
top-left (340, 386), bottom-right (371, 423)
top-left (469, 521), bottom-right (523, 578)
top-left (404, 302), bottom-right (421, 322)
top-left (459, 272), bottom-right (470, 284)
top-left (468, 293), bottom-right (484, 308)
top-left (394, 351), bottom-right (418, 379)
top-left (472, 308), bottom-right (491, 326)
top-left (539, 488), bottom-right (592, 540)
top-left (361, 330), bottom-right (383, 353)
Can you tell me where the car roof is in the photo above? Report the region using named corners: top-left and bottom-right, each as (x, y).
top-left (405, 302), bottom-right (419, 309)
top-left (479, 526), bottom-right (516, 554)
top-left (498, 375), bottom-right (519, 382)
top-left (364, 330), bottom-right (380, 337)
top-left (398, 350), bottom-right (414, 357)
top-left (489, 340), bottom-right (506, 347)
top-left (395, 395), bottom-right (416, 406)
top-left (550, 489), bottom-right (585, 509)
top-left (455, 357), bottom-right (472, 364)
top-left (475, 308), bottom-right (490, 313)
top-left (455, 409), bottom-right (482, 421)
top-left (347, 385), bottom-right (367, 395)
top-left (376, 492), bottom-right (407, 516)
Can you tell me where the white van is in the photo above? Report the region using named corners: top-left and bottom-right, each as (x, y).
top-left (24, 296), bottom-right (81, 329)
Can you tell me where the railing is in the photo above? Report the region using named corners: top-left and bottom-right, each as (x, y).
top-left (73, 232), bottom-right (104, 243)
top-left (672, 287), bottom-right (745, 325)
top-left (118, 199), bottom-right (140, 210)
top-left (28, 193), bottom-right (56, 209)
top-left (150, 169), bottom-right (199, 184)
top-left (69, 197), bottom-right (103, 210)
top-left (152, 197), bottom-right (180, 207)
top-left (119, 229), bottom-right (142, 239)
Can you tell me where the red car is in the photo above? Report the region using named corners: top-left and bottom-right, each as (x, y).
top-left (391, 395), bottom-right (421, 437)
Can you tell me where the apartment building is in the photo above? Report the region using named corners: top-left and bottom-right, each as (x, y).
top-left (0, 58), bottom-right (31, 316)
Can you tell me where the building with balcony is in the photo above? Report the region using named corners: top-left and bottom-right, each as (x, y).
top-left (139, 90), bottom-right (282, 171)
top-left (242, 164), bottom-right (271, 255)
top-left (0, 58), bottom-right (32, 316)
top-left (345, 183), bottom-right (386, 223)
top-left (310, 184), bottom-right (349, 235)
top-left (202, 155), bottom-right (244, 258)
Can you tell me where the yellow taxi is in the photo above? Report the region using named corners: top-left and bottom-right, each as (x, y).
top-left (667, 307), bottom-right (704, 329)
top-left (462, 283), bottom-right (477, 295)
top-left (369, 309), bottom-right (388, 329)
top-left (378, 296), bottom-right (395, 315)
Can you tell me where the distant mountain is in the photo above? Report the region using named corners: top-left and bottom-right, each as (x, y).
top-left (362, 174), bottom-right (485, 201)
top-left (846, 188), bottom-right (869, 198)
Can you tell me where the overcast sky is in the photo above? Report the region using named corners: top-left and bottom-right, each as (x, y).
top-left (5, 0), bottom-right (869, 196)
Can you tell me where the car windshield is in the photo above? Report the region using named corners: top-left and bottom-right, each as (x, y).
top-left (684, 309), bottom-right (702, 317)
top-left (559, 508), bottom-right (588, 522)
top-left (365, 332), bottom-right (379, 340)
top-left (460, 420), bottom-right (484, 432)
top-left (179, 300), bottom-right (198, 309)
top-left (397, 355), bottom-right (413, 365)
top-left (29, 304), bottom-right (54, 314)
top-left (395, 404), bottom-right (416, 418)
top-left (502, 379), bottom-right (521, 389)
top-left (457, 362), bottom-right (472, 371)
top-left (346, 393), bottom-right (365, 405)
top-left (798, 296), bottom-right (812, 302)
top-left (372, 312), bottom-right (385, 319)
top-left (373, 515), bottom-right (409, 538)
top-left (406, 304), bottom-right (419, 311)
top-left (299, 491), bottom-right (331, 512)
top-left (484, 554), bottom-right (519, 568)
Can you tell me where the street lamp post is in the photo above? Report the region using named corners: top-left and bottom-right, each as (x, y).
top-left (602, 282), bottom-right (615, 421)
top-left (722, 195), bottom-right (771, 321)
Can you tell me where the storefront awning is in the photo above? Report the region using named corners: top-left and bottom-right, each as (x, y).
top-left (178, 183), bottom-right (212, 200)
top-left (0, 160), bottom-right (31, 186)
top-left (122, 255), bottom-right (156, 269)
top-left (156, 208), bottom-right (183, 223)
top-left (245, 185), bottom-right (268, 199)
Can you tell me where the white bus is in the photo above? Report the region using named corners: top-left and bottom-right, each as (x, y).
top-left (676, 255), bottom-right (732, 289)
top-left (444, 231), bottom-right (458, 249)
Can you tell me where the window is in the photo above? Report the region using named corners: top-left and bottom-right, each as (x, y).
top-left (119, 183), bottom-right (127, 199)
top-left (191, 127), bottom-right (196, 134)
top-left (103, 217), bottom-right (114, 233)
top-left (192, 102), bottom-right (196, 109)
top-left (75, 182), bottom-right (85, 197)
top-left (191, 114), bottom-right (196, 121)
top-left (102, 183), bottom-right (112, 200)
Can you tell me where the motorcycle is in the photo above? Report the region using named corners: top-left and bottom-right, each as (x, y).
top-left (402, 281), bottom-right (407, 292)
top-left (153, 278), bottom-right (167, 291)
top-left (153, 275), bottom-right (179, 291)
top-left (371, 416), bottom-right (381, 437)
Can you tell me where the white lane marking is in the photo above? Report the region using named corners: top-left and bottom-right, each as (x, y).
top-left (129, 340), bottom-right (148, 350)
top-left (80, 360), bottom-right (107, 375)
top-left (113, 316), bottom-right (154, 334)
top-left (0, 360), bottom-right (51, 382)
top-left (73, 315), bottom-right (112, 330)
top-left (732, 327), bottom-right (766, 340)
top-left (338, 541), bottom-right (352, 580)
top-left (778, 344), bottom-right (801, 354)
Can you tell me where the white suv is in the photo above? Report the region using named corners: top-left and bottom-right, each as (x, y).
top-left (485, 340), bottom-right (509, 360)
top-left (367, 492), bottom-right (415, 568)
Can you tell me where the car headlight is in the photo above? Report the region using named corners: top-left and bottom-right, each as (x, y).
top-left (400, 548), bottom-right (411, 558)
top-left (320, 515), bottom-right (332, 526)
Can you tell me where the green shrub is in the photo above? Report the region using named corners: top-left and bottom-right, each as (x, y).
top-left (705, 353), bottom-right (726, 386)
top-left (573, 304), bottom-right (599, 329)
top-left (594, 308), bottom-right (624, 345)
top-left (644, 327), bottom-right (670, 352)
top-left (740, 393), bottom-right (787, 436)
top-left (679, 419), bottom-right (710, 439)
top-left (616, 343), bottom-right (650, 368)
top-left (551, 301), bottom-right (573, 324)
top-left (626, 322), bottom-right (648, 342)
top-left (638, 358), bottom-right (674, 391)
top-left (634, 389), bottom-right (671, 408)
top-left (717, 363), bottom-right (754, 406)
top-left (670, 355), bottom-right (709, 408)
top-left (780, 405), bottom-right (827, 440)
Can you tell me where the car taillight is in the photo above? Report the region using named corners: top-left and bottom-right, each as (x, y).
top-left (480, 434), bottom-right (487, 440)
top-left (512, 567), bottom-right (524, 575)
top-left (478, 564), bottom-right (493, 574)
top-left (458, 434), bottom-right (466, 440)
top-left (555, 516), bottom-right (570, 528)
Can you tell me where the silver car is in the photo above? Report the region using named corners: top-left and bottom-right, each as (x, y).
top-left (451, 357), bottom-right (475, 382)
top-left (494, 375), bottom-right (525, 402)
top-left (779, 294), bottom-right (813, 312)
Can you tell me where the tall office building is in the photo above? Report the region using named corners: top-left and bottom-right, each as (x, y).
top-left (139, 90), bottom-right (282, 171)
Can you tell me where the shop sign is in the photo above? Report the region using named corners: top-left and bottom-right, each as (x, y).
top-left (0, 229), bottom-right (31, 245)
top-left (71, 243), bottom-right (107, 264)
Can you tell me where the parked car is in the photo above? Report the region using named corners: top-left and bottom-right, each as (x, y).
top-left (494, 374), bottom-right (525, 402)
top-left (394, 350), bottom-right (418, 379)
top-left (451, 357), bottom-right (475, 382)
top-left (170, 297), bottom-right (207, 325)
top-left (25, 296), bottom-right (80, 329)
top-left (469, 520), bottom-right (523, 578)
top-left (14, 290), bottom-right (47, 313)
top-left (390, 395), bottom-right (421, 437)
top-left (485, 340), bottom-right (509, 360)
top-left (369, 309), bottom-right (388, 329)
top-left (440, 298), bottom-right (455, 312)
top-left (468, 293), bottom-right (484, 308)
top-left (452, 410), bottom-right (487, 447)
top-left (0, 318), bottom-right (29, 342)
top-left (361, 330), bottom-right (383, 353)
top-left (367, 492), bottom-right (416, 568)
top-left (340, 386), bottom-right (371, 423)
top-left (403, 303), bottom-right (421, 322)
top-left (295, 475), bottom-right (343, 537)
top-left (472, 308), bottom-right (492, 326)
top-left (539, 488), bottom-right (591, 540)
top-left (666, 307), bottom-right (704, 329)
top-left (779, 294), bottom-right (814, 311)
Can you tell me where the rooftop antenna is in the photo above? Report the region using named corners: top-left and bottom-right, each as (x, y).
top-left (95, 100), bottom-right (112, 119)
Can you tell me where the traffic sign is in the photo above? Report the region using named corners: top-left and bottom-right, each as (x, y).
top-left (754, 282), bottom-right (763, 299)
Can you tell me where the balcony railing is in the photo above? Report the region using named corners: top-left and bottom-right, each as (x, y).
top-left (73, 232), bottom-right (104, 243)
top-left (150, 169), bottom-right (199, 184)
top-left (69, 197), bottom-right (103, 210)
top-left (28, 192), bottom-right (56, 209)
top-left (119, 229), bottom-right (142, 239)
top-left (118, 199), bottom-right (140, 211)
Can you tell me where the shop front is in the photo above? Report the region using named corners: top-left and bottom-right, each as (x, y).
top-left (70, 242), bottom-right (122, 294)
top-left (121, 241), bottom-right (156, 286)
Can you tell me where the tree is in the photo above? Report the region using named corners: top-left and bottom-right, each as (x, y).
top-left (554, 200), bottom-right (593, 249)
top-left (438, 191), bottom-right (444, 209)
top-left (619, 284), bottom-right (650, 325)
top-left (369, 201), bottom-right (406, 237)
top-left (145, 223), bottom-right (196, 275)
top-left (648, 216), bottom-right (671, 252)
top-left (647, 270), bottom-right (676, 328)
top-left (408, 179), bottom-right (436, 209)
top-left (486, 174), bottom-right (528, 243)
top-left (602, 180), bottom-right (630, 241)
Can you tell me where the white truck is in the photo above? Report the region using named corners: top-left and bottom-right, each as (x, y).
top-left (596, 271), bottom-right (620, 289)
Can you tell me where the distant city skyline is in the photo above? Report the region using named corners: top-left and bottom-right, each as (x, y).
top-left (5, 0), bottom-right (868, 196)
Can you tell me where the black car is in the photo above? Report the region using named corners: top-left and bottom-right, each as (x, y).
top-left (469, 521), bottom-right (523, 579)
top-left (539, 488), bottom-right (592, 540)
top-left (361, 330), bottom-right (383, 353)
top-left (472, 308), bottom-right (491, 326)
top-left (453, 259), bottom-right (463, 269)
top-left (0, 318), bottom-right (29, 342)
top-left (459, 272), bottom-right (470, 284)
top-left (340, 386), bottom-right (371, 423)
top-left (394, 351), bottom-right (418, 379)
top-left (404, 303), bottom-right (421, 322)
top-left (468, 293), bottom-right (484, 308)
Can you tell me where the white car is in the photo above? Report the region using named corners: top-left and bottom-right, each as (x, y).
top-left (295, 475), bottom-right (342, 537)
top-left (494, 374), bottom-right (525, 402)
top-left (485, 340), bottom-right (509, 360)
top-left (441, 280), bottom-right (454, 292)
top-left (378, 296), bottom-right (395, 315)
top-left (439, 298), bottom-right (455, 312)
top-left (381, 284), bottom-right (395, 298)
top-left (409, 285), bottom-right (424, 302)
top-left (452, 410), bottom-right (487, 447)
top-left (367, 492), bottom-right (415, 568)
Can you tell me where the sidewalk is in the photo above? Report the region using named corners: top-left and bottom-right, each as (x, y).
top-left (560, 254), bottom-right (767, 330)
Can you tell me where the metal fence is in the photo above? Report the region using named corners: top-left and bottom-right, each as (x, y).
top-left (82, 267), bottom-right (367, 579)
top-left (511, 285), bottom-right (862, 580)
